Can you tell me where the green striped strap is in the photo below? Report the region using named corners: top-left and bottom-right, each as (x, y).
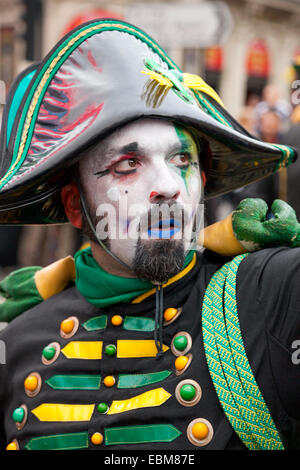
top-left (202, 266), bottom-right (255, 448)
top-left (202, 254), bottom-right (284, 450)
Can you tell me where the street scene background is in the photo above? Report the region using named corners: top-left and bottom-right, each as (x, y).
top-left (1, 0), bottom-right (300, 277)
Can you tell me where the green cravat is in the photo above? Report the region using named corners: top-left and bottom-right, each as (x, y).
top-left (74, 247), bottom-right (195, 307)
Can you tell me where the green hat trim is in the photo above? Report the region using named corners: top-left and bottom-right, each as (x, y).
top-left (6, 69), bottom-right (36, 148)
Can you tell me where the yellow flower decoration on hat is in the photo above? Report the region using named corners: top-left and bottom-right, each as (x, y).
top-left (142, 57), bottom-right (224, 108)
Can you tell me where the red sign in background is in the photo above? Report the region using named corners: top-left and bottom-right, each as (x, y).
top-left (246, 39), bottom-right (270, 78)
top-left (62, 9), bottom-right (124, 36)
top-left (204, 46), bottom-right (223, 72)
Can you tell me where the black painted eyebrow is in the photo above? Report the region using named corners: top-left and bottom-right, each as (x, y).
top-left (118, 142), bottom-right (140, 154)
top-left (168, 142), bottom-right (193, 155)
top-left (93, 142), bottom-right (140, 177)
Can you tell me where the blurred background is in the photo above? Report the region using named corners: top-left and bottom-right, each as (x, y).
top-left (1, 0), bottom-right (300, 276)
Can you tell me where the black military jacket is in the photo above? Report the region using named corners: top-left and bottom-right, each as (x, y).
top-left (0, 248), bottom-right (299, 451)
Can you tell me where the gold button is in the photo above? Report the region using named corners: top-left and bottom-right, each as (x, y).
top-left (60, 316), bottom-right (79, 338)
top-left (91, 432), bottom-right (103, 445)
top-left (24, 375), bottom-right (38, 392)
top-left (24, 372), bottom-right (42, 397)
top-left (175, 353), bottom-right (192, 376)
top-left (164, 308), bottom-right (178, 322)
top-left (103, 376), bottom-right (115, 387)
top-left (61, 318), bottom-right (75, 334)
top-left (6, 440), bottom-right (18, 450)
top-left (192, 422), bottom-right (209, 440)
top-left (111, 315), bottom-right (123, 326)
top-left (163, 307), bottom-right (182, 325)
top-left (187, 418), bottom-right (214, 447)
top-left (175, 355), bottom-right (189, 371)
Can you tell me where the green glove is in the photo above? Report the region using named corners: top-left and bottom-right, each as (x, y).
top-left (232, 198), bottom-right (300, 250)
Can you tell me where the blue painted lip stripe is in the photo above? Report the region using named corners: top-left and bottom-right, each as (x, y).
top-left (148, 218), bottom-right (181, 238)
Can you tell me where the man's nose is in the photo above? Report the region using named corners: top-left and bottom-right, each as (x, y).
top-left (149, 190), bottom-right (180, 204)
top-left (149, 167), bottom-right (181, 204)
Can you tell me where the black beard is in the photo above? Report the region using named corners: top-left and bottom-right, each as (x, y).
top-left (132, 237), bottom-right (185, 284)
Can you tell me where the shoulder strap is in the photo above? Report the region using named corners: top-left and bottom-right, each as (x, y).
top-left (202, 254), bottom-right (284, 450)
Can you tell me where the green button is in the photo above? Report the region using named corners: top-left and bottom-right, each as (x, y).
top-left (173, 335), bottom-right (188, 351)
top-left (97, 403), bottom-right (109, 414)
top-left (105, 344), bottom-right (117, 356)
top-left (42, 345), bottom-right (56, 360)
top-left (180, 384), bottom-right (196, 401)
top-left (12, 407), bottom-right (25, 423)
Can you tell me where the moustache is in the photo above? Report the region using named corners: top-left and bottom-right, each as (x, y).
top-left (138, 202), bottom-right (189, 239)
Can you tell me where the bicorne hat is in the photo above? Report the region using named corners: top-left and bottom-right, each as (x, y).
top-left (0, 18), bottom-right (296, 224)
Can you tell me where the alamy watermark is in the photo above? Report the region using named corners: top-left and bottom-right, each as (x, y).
top-left (291, 80), bottom-right (300, 106)
top-left (291, 339), bottom-right (300, 365)
top-left (0, 340), bottom-right (5, 364)
top-left (0, 80), bottom-right (5, 105)
top-left (94, 200), bottom-right (205, 243)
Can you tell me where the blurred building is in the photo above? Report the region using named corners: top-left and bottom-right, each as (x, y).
top-left (0, 0), bottom-right (25, 91)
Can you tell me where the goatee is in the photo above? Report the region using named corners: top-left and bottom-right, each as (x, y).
top-left (132, 238), bottom-right (185, 284)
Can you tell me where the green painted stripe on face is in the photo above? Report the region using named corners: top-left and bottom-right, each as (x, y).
top-left (105, 424), bottom-right (181, 445)
top-left (82, 315), bottom-right (107, 331)
top-left (123, 316), bottom-right (155, 332)
top-left (118, 370), bottom-right (172, 389)
top-left (46, 374), bottom-right (101, 390)
top-left (25, 432), bottom-right (89, 450)
top-left (173, 124), bottom-right (199, 195)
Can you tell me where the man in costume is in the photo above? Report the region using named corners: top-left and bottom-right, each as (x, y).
top-left (0, 19), bottom-right (299, 451)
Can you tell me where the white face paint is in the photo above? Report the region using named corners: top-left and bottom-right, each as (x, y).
top-left (107, 186), bottom-right (120, 202)
top-left (79, 118), bottom-right (203, 268)
top-left (190, 175), bottom-right (199, 193)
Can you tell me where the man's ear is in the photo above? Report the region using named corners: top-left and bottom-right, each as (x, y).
top-left (61, 182), bottom-right (82, 229)
top-left (201, 170), bottom-right (207, 187)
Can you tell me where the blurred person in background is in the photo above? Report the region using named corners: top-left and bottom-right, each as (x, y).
top-left (206, 92), bottom-right (262, 225)
top-left (238, 84), bottom-right (294, 210)
top-left (238, 93), bottom-right (260, 135)
top-left (254, 83), bottom-right (292, 131)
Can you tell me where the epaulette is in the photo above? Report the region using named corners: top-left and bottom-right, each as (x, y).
top-left (0, 256), bottom-right (75, 323)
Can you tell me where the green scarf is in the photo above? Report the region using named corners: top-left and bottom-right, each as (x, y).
top-left (74, 247), bottom-right (195, 307)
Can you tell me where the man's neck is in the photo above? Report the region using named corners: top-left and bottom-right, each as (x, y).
top-left (90, 241), bottom-right (137, 278)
